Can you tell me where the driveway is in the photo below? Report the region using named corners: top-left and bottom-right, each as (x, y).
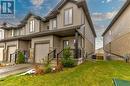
top-left (0, 64), bottom-right (33, 78)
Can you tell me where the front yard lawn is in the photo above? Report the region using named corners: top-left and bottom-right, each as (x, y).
top-left (1, 60), bottom-right (130, 86)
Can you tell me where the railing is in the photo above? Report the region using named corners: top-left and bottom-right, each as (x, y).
top-left (47, 49), bottom-right (56, 63)
top-left (57, 49), bottom-right (75, 58)
top-left (56, 49), bottom-right (82, 65)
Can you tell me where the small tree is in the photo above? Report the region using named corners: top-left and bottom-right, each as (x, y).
top-left (17, 51), bottom-right (25, 64)
top-left (61, 47), bottom-right (75, 67)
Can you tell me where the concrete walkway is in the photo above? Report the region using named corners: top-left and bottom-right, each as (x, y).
top-left (0, 64), bottom-right (33, 78)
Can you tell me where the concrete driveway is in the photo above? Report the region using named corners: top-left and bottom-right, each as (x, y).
top-left (0, 64), bottom-right (33, 78)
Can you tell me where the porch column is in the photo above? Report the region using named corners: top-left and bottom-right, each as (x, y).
top-left (75, 32), bottom-right (79, 58)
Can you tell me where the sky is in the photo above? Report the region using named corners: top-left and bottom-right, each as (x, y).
top-left (0, 0), bottom-right (127, 49)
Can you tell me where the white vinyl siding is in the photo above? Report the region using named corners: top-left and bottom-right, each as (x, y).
top-left (29, 20), bottom-right (35, 32)
top-left (64, 8), bottom-right (73, 25)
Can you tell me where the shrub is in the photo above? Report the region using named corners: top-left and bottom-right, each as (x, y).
top-left (44, 64), bottom-right (52, 73)
top-left (17, 51), bottom-right (25, 64)
top-left (62, 58), bottom-right (75, 67)
top-left (61, 47), bottom-right (75, 68)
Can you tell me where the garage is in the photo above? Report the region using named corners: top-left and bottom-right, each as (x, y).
top-left (0, 47), bottom-right (4, 62)
top-left (35, 43), bottom-right (50, 63)
top-left (8, 46), bottom-right (17, 62)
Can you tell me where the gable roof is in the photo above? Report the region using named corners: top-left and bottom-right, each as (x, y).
top-left (2, 0), bottom-right (96, 37)
top-left (2, 12), bottom-right (45, 30)
top-left (102, 0), bottom-right (130, 36)
top-left (21, 12), bottom-right (45, 23)
top-left (45, 0), bottom-right (96, 37)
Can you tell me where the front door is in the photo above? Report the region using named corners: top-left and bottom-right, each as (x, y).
top-left (8, 46), bottom-right (17, 62)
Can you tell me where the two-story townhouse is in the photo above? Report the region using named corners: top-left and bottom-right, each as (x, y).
top-left (0, 0), bottom-right (96, 64)
top-left (102, 0), bottom-right (130, 60)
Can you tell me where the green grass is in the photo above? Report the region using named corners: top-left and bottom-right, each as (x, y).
top-left (1, 60), bottom-right (130, 86)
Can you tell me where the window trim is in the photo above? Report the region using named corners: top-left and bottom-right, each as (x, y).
top-left (52, 18), bottom-right (57, 29)
top-left (29, 19), bottom-right (35, 33)
top-left (0, 30), bottom-right (4, 40)
top-left (63, 40), bottom-right (69, 48)
top-left (64, 7), bottom-right (73, 26)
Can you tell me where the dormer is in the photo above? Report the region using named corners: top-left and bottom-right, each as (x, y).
top-left (20, 13), bottom-right (45, 35)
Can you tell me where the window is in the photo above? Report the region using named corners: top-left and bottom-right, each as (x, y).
top-left (64, 8), bottom-right (73, 25)
top-left (47, 26), bottom-right (49, 30)
top-left (11, 29), bottom-right (14, 37)
top-left (0, 30), bottom-right (4, 40)
top-left (29, 20), bottom-right (35, 32)
top-left (14, 30), bottom-right (20, 36)
top-left (52, 19), bottom-right (57, 29)
top-left (63, 40), bottom-right (69, 48)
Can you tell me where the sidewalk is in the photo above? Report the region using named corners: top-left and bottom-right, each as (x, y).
top-left (0, 64), bottom-right (33, 78)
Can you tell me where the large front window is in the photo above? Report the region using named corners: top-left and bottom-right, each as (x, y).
top-left (29, 20), bottom-right (35, 32)
top-left (64, 8), bottom-right (73, 25)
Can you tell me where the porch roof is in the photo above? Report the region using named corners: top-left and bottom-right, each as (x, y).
top-left (0, 25), bottom-right (81, 42)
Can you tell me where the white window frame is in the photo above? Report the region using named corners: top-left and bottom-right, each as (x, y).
top-left (29, 19), bottom-right (35, 32)
top-left (11, 29), bottom-right (14, 37)
top-left (0, 30), bottom-right (4, 40)
top-left (52, 19), bottom-right (57, 29)
top-left (63, 40), bottom-right (69, 48)
top-left (64, 8), bottom-right (73, 25)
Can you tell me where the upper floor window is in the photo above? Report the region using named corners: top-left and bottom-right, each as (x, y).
top-left (64, 8), bottom-right (73, 25)
top-left (11, 29), bottom-right (14, 37)
top-left (52, 19), bottom-right (57, 29)
top-left (29, 19), bottom-right (35, 32)
top-left (0, 30), bottom-right (4, 40)
top-left (14, 30), bottom-right (20, 36)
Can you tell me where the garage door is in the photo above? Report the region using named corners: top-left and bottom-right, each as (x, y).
top-left (0, 47), bottom-right (4, 61)
top-left (35, 43), bottom-right (49, 63)
top-left (8, 46), bottom-right (17, 62)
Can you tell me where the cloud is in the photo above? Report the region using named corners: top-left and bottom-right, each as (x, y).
top-left (101, 0), bottom-right (112, 3)
top-left (31, 0), bottom-right (44, 7)
top-left (106, 0), bottom-right (112, 3)
top-left (91, 11), bottom-right (117, 21)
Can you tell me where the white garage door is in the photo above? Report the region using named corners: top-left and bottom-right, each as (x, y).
top-left (35, 43), bottom-right (49, 63)
top-left (8, 46), bottom-right (17, 62)
top-left (0, 47), bottom-right (4, 62)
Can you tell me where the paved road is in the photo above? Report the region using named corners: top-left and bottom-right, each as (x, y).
top-left (0, 64), bottom-right (33, 78)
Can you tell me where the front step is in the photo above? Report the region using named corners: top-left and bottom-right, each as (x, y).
top-left (50, 59), bottom-right (57, 67)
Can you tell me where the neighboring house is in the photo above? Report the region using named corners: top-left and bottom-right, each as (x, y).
top-left (102, 0), bottom-right (130, 59)
top-left (96, 48), bottom-right (104, 60)
top-left (0, 0), bottom-right (96, 63)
